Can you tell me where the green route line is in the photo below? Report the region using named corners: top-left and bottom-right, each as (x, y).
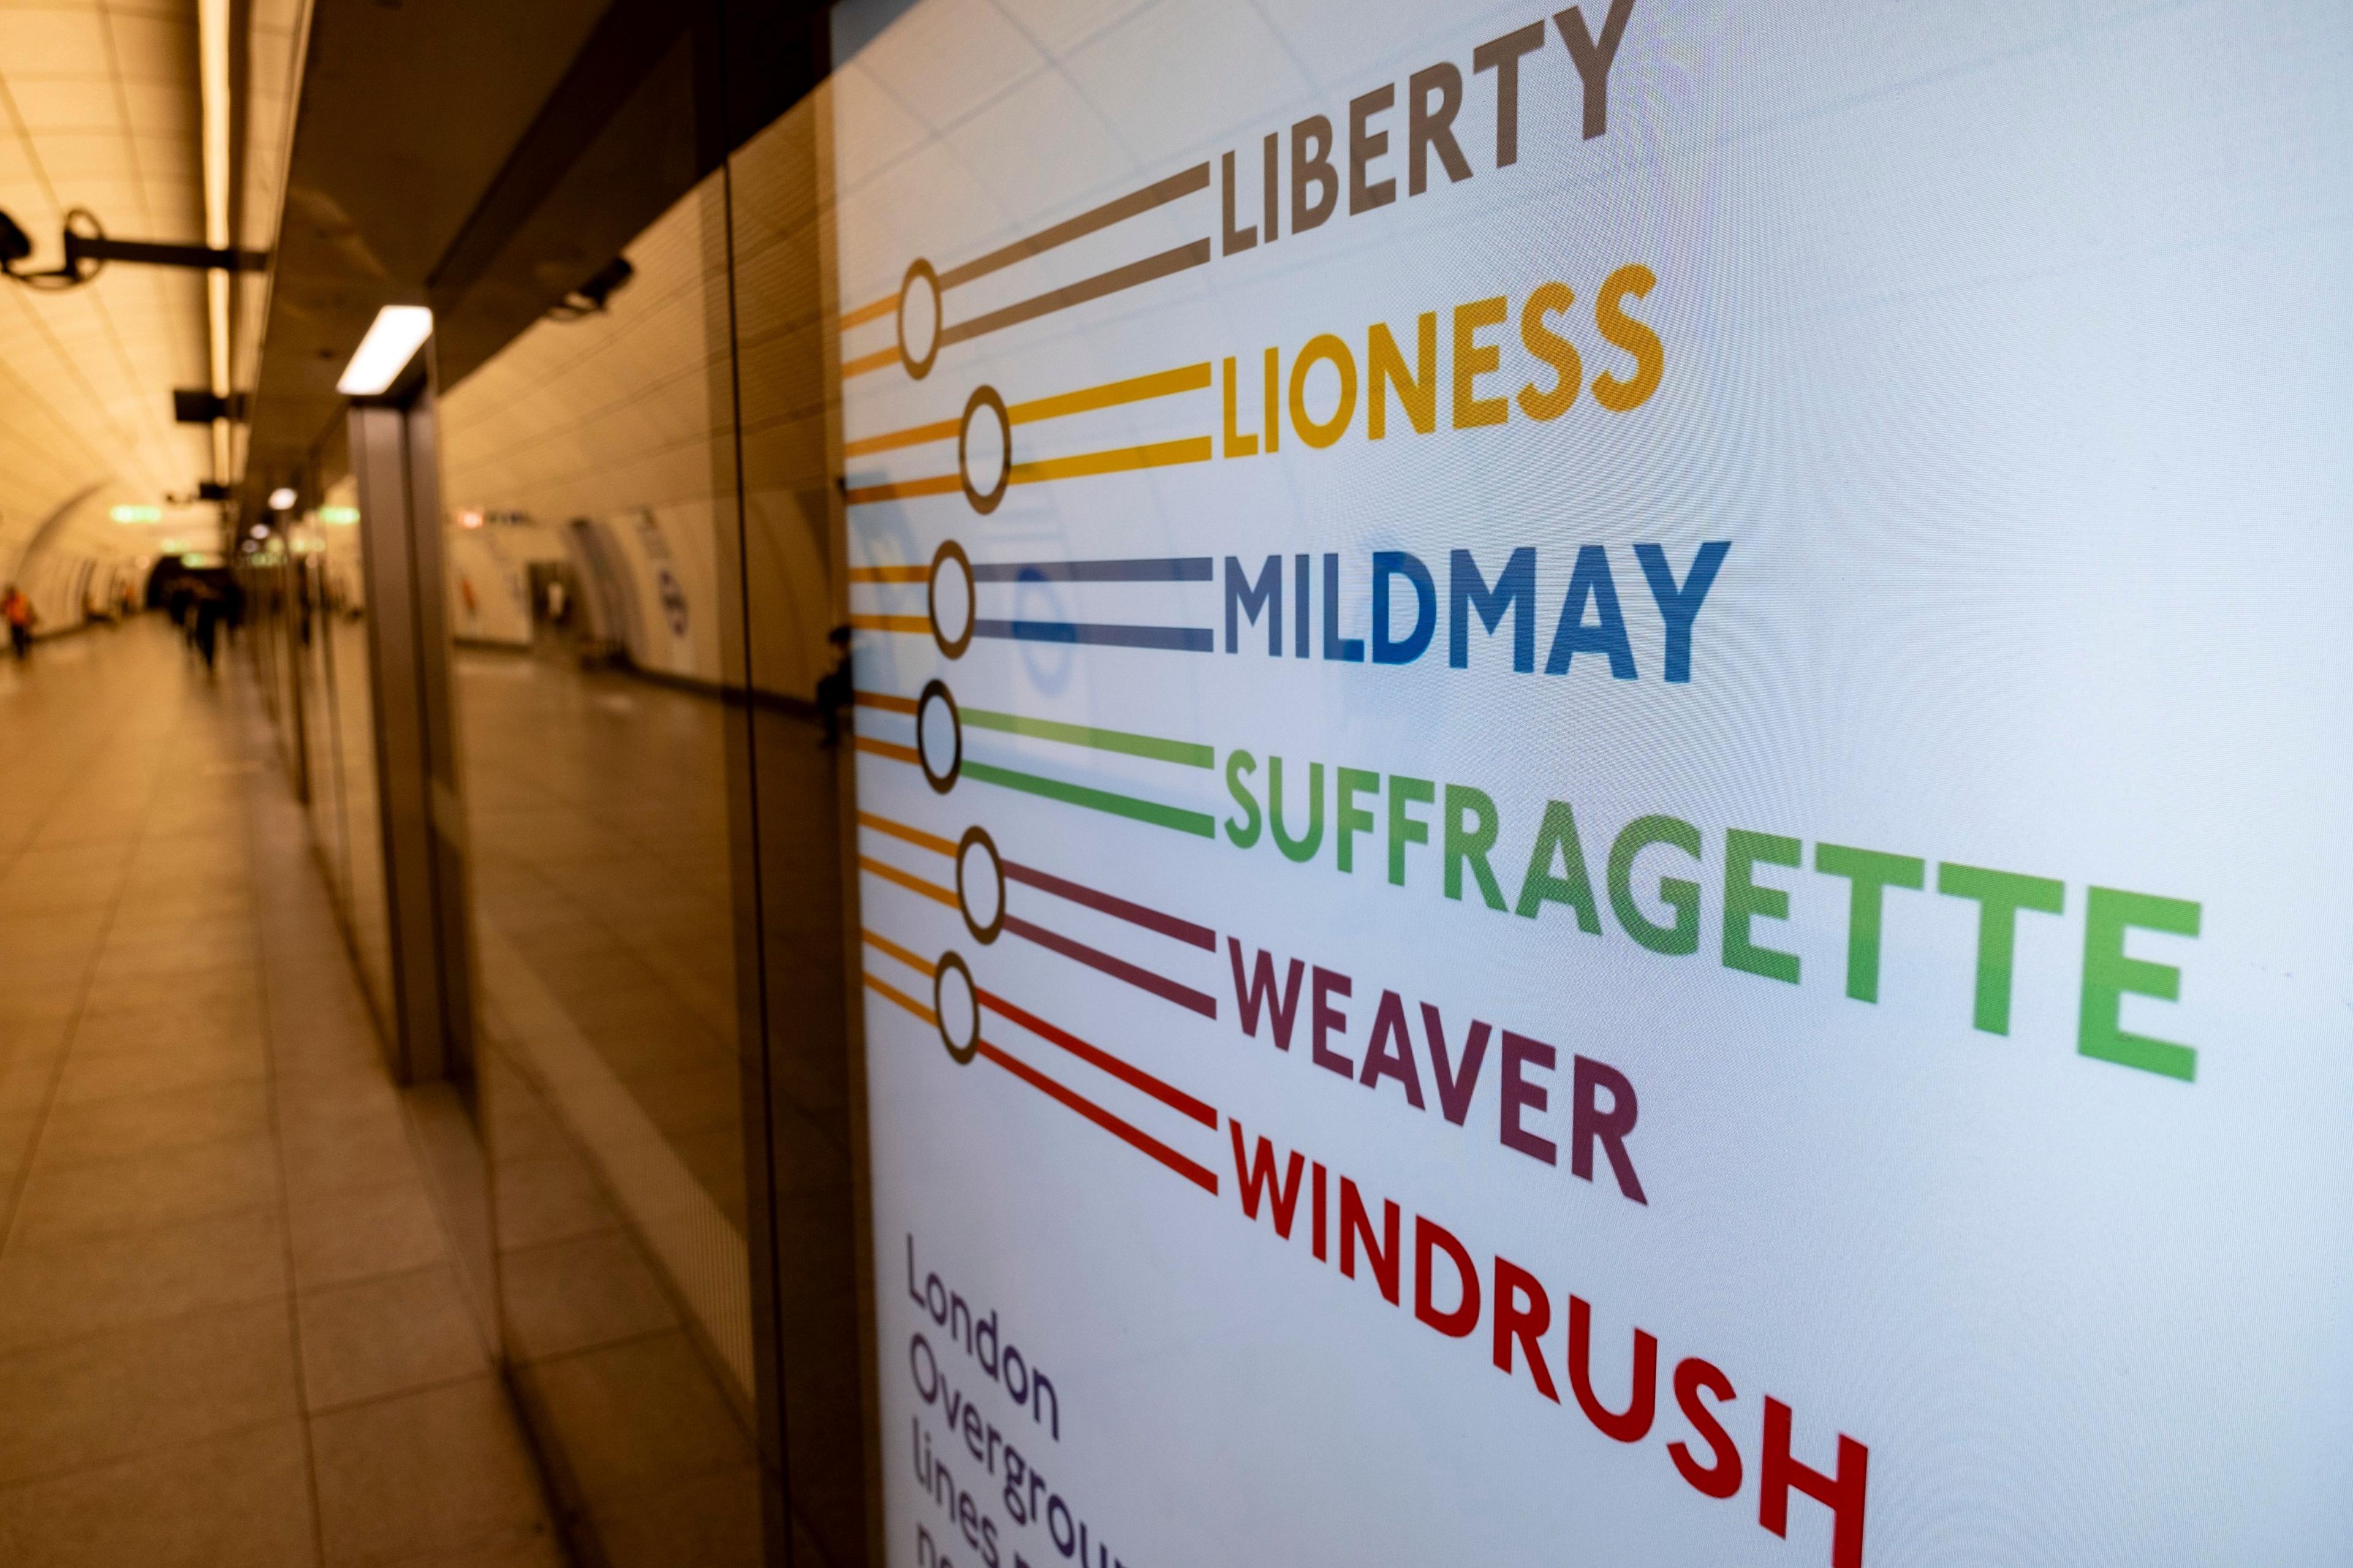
top-left (963, 760), bottom-right (1217, 838)
top-left (961, 706), bottom-right (1213, 769)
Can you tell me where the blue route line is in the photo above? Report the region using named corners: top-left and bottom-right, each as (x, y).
top-left (972, 557), bottom-right (1213, 583)
top-left (974, 619), bottom-right (1212, 653)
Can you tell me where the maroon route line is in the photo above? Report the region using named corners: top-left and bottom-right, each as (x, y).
top-left (1002, 858), bottom-right (1215, 951)
top-left (857, 810), bottom-right (1218, 1018)
top-left (862, 930), bottom-right (1219, 1194)
top-left (1001, 914), bottom-right (1216, 1019)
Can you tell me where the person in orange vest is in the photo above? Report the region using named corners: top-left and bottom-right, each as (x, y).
top-left (2, 585), bottom-right (34, 661)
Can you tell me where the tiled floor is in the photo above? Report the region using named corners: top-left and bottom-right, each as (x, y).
top-left (0, 621), bottom-right (563, 1566)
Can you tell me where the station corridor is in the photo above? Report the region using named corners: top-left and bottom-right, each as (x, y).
top-left (0, 621), bottom-right (558, 1566)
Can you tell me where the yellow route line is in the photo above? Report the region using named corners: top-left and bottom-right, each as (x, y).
top-left (841, 436), bottom-right (1212, 507)
top-left (841, 362), bottom-right (1210, 458)
top-left (843, 346), bottom-right (898, 379)
top-left (1009, 436), bottom-right (1211, 486)
top-left (1007, 362), bottom-right (1210, 424)
top-left (841, 294), bottom-right (898, 330)
top-left (846, 565), bottom-right (929, 585)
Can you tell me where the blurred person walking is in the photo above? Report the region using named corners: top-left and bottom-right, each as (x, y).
top-left (189, 583), bottom-right (223, 674)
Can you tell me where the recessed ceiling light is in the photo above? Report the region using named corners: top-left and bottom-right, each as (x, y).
top-left (267, 486), bottom-right (296, 510)
top-left (337, 305), bottom-right (433, 395)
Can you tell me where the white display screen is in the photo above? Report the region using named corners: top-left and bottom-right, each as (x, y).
top-left (830, 2), bottom-right (2353, 1562)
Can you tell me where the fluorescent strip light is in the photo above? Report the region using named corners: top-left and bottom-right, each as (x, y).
top-left (338, 306), bottom-right (433, 395)
top-left (199, 0), bottom-right (231, 485)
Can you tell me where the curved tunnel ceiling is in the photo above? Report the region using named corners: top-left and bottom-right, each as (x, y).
top-left (0, 0), bottom-right (216, 583)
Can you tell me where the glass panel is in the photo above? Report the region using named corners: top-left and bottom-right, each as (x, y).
top-left (439, 170), bottom-right (763, 1564)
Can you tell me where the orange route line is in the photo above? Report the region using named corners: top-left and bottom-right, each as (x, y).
top-left (843, 474), bottom-right (961, 506)
top-left (843, 346), bottom-right (898, 379)
top-left (849, 615), bottom-right (930, 636)
top-left (860, 855), bottom-right (958, 910)
top-left (841, 293), bottom-right (898, 330)
top-left (844, 363), bottom-right (1211, 460)
top-left (854, 735), bottom-right (920, 765)
top-left (852, 691), bottom-right (920, 717)
top-left (862, 928), bottom-right (936, 977)
top-left (843, 418), bottom-right (959, 460)
top-left (846, 565), bottom-right (930, 584)
top-left (857, 809), bottom-right (952, 855)
top-left (865, 971), bottom-right (936, 1025)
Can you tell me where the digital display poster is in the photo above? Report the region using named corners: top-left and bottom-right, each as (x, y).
top-left (830, 2), bottom-right (2353, 1563)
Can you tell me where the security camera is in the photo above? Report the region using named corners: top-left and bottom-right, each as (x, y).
top-left (0, 210), bottom-right (31, 268)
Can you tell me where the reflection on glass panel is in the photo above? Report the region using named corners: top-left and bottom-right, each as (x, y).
top-left (318, 476), bottom-right (396, 1025)
top-left (440, 172), bottom-right (762, 1565)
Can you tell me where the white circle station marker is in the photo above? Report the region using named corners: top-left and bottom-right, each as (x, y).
top-left (932, 952), bottom-right (979, 1064)
top-left (915, 679), bottom-right (961, 794)
top-left (955, 825), bottom-right (1005, 945)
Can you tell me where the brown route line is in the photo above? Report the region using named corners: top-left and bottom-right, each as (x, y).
top-left (837, 162), bottom-right (1211, 332)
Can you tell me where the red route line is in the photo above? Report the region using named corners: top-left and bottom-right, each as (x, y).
top-left (976, 1040), bottom-right (1218, 1194)
top-left (863, 926), bottom-right (1213, 1127)
top-left (977, 987), bottom-right (1215, 1128)
top-left (862, 939), bottom-right (1218, 1195)
top-left (1002, 914), bottom-right (1216, 1020)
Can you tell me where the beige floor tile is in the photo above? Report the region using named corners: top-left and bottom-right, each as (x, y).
top-left (499, 1231), bottom-right (677, 1363)
top-left (491, 1156), bottom-right (618, 1251)
top-left (290, 1176), bottom-right (449, 1292)
top-left (0, 1417), bottom-right (317, 1567)
top-left (52, 1029), bottom-right (270, 1105)
top-left (35, 1078), bottom-right (272, 1168)
top-left (0, 1298), bottom-right (300, 1485)
top-left (297, 1265), bottom-right (487, 1412)
top-left (0, 1206), bottom-right (286, 1353)
top-left (9, 1134), bottom-right (281, 1248)
top-left (588, 1464), bottom-right (763, 1568)
top-left (81, 968), bottom-right (263, 1023)
top-left (72, 995), bottom-right (265, 1052)
top-left (281, 1104), bottom-right (418, 1197)
top-left (520, 1333), bottom-right (751, 1503)
top-left (311, 1378), bottom-right (550, 1567)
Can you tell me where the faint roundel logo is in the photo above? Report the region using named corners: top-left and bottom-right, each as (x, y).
top-left (656, 567), bottom-right (689, 638)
